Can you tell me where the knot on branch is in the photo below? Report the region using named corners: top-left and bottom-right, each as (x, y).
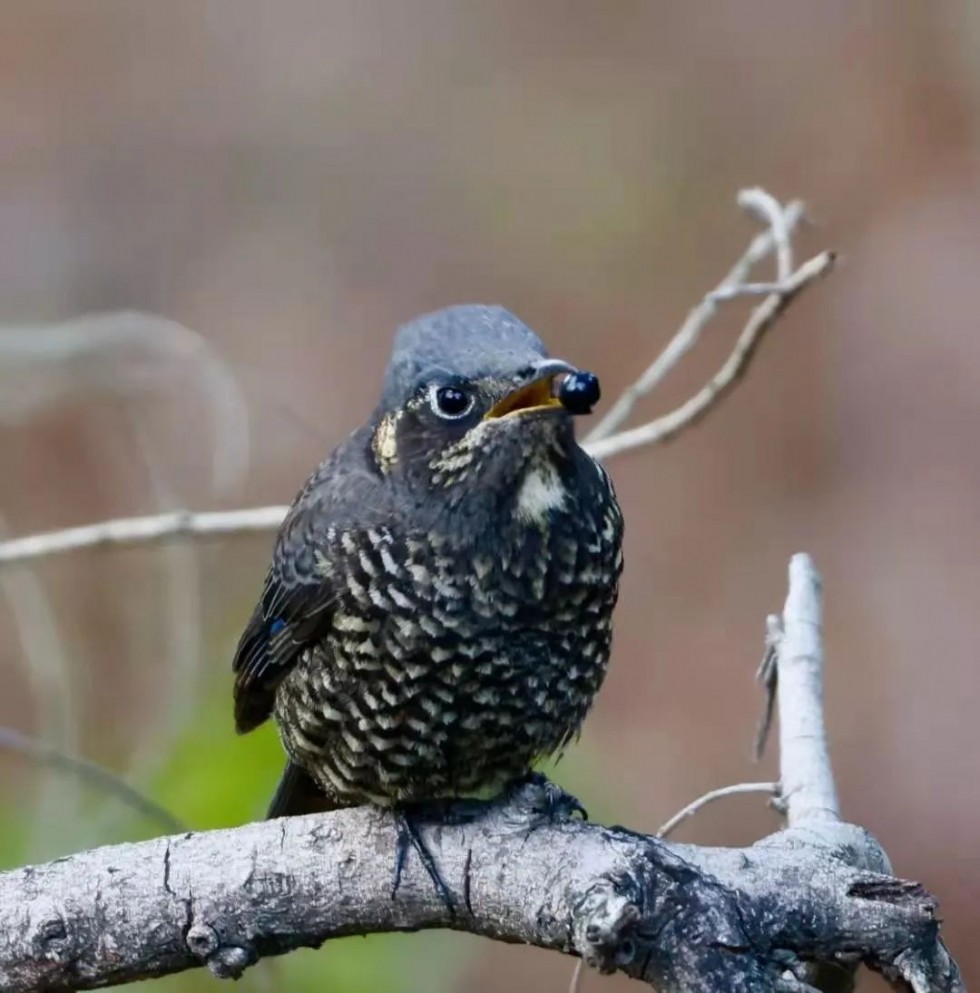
top-left (185, 922), bottom-right (255, 980)
top-left (572, 885), bottom-right (641, 974)
top-left (567, 840), bottom-right (779, 990)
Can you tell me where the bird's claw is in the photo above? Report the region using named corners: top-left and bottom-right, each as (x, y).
top-left (509, 771), bottom-right (588, 828)
top-left (391, 807), bottom-right (456, 916)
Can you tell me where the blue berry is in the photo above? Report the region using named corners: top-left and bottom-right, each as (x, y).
top-left (558, 370), bottom-right (601, 415)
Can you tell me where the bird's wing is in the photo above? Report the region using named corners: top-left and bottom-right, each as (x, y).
top-left (232, 437), bottom-right (385, 733)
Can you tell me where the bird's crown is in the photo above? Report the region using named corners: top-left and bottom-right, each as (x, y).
top-left (381, 305), bottom-right (549, 410)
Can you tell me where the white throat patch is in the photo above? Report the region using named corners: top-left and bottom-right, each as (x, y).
top-left (515, 465), bottom-right (566, 524)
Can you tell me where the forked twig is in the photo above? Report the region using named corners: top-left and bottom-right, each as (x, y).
top-left (585, 250), bottom-right (835, 460)
top-left (586, 192), bottom-right (805, 443)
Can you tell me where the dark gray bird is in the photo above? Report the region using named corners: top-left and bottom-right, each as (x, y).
top-left (232, 305), bottom-right (623, 862)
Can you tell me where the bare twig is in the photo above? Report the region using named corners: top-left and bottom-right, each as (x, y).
top-left (709, 281), bottom-right (799, 302)
top-left (586, 251), bottom-right (836, 460)
top-left (586, 195), bottom-right (806, 443)
top-left (738, 187), bottom-right (794, 282)
top-left (753, 614), bottom-right (783, 761)
top-left (763, 556), bottom-right (857, 993)
top-left (774, 553), bottom-right (840, 826)
top-left (0, 727), bottom-right (186, 833)
top-left (0, 507), bottom-right (288, 566)
top-left (656, 782), bottom-right (780, 840)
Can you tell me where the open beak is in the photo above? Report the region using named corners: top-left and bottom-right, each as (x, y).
top-left (484, 360), bottom-right (575, 419)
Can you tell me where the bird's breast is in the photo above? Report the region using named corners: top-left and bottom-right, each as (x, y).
top-left (275, 461), bottom-right (622, 803)
top-left (315, 478), bottom-right (621, 692)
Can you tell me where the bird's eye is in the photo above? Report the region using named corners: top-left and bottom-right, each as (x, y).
top-left (428, 384), bottom-right (475, 420)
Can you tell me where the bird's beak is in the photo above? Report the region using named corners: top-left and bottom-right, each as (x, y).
top-left (484, 360), bottom-right (575, 419)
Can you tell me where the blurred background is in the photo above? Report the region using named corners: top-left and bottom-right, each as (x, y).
top-left (2, 2), bottom-right (978, 990)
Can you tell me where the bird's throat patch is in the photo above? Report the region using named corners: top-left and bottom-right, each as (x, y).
top-left (372, 413), bottom-right (400, 471)
top-left (515, 465), bottom-right (566, 524)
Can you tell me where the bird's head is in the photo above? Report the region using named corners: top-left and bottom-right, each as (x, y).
top-left (369, 305), bottom-right (600, 515)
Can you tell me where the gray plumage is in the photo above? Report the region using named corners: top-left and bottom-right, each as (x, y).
top-left (381, 305), bottom-right (549, 410)
top-left (233, 304), bottom-right (623, 817)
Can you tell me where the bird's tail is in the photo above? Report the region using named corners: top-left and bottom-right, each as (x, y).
top-left (267, 760), bottom-right (338, 818)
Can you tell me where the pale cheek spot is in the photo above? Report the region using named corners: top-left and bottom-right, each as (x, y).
top-left (372, 413), bottom-right (400, 470)
top-left (515, 466), bottom-right (566, 524)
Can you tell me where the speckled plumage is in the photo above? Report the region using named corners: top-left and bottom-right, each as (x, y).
top-left (232, 305), bottom-right (623, 816)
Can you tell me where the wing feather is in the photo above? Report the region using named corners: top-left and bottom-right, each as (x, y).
top-left (231, 432), bottom-right (387, 733)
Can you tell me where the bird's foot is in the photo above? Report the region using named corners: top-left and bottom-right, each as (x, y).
top-left (390, 805), bottom-right (456, 916)
top-left (506, 771), bottom-right (588, 830)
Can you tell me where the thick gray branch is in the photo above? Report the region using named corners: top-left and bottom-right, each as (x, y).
top-left (0, 556), bottom-right (963, 992)
top-left (0, 783), bottom-right (961, 993)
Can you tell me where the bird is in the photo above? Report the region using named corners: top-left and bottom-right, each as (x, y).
top-left (231, 304), bottom-right (623, 898)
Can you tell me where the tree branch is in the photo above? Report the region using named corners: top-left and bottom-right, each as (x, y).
top-left (585, 193), bottom-right (806, 444)
top-left (585, 251), bottom-right (835, 460)
top-left (775, 554), bottom-right (841, 828)
top-left (0, 506), bottom-right (289, 566)
top-left (0, 556), bottom-right (962, 992)
top-left (655, 781), bottom-right (779, 840)
top-left (0, 788), bottom-right (960, 993)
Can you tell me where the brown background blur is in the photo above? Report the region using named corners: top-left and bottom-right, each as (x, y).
top-left (1, 3), bottom-right (978, 991)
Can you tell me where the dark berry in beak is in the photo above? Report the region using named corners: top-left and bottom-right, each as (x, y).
top-left (558, 370), bottom-right (601, 415)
